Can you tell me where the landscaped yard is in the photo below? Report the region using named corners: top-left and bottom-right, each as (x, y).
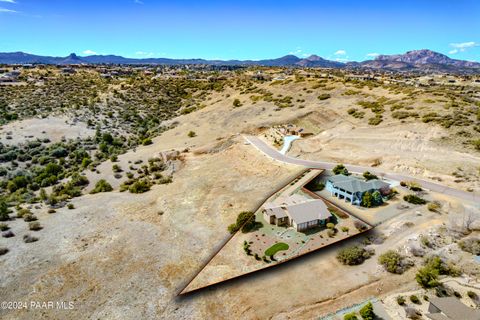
top-left (265, 242), bottom-right (289, 256)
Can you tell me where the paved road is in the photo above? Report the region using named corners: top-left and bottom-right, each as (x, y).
top-left (244, 135), bottom-right (480, 203)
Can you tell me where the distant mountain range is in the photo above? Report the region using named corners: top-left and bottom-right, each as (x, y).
top-left (1, 49), bottom-right (479, 73)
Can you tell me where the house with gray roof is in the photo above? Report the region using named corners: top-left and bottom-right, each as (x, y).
top-left (425, 296), bottom-right (480, 320)
top-left (262, 195), bottom-right (332, 231)
top-left (326, 174), bottom-right (390, 205)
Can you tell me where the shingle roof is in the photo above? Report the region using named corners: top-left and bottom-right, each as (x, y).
top-left (263, 195), bottom-right (331, 225)
top-left (286, 199), bottom-right (331, 224)
top-left (328, 174), bottom-right (389, 193)
top-left (263, 205), bottom-right (287, 218)
top-left (425, 313), bottom-right (451, 320)
top-left (427, 297), bottom-right (480, 320)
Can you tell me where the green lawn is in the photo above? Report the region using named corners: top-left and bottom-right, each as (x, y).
top-left (264, 242), bottom-right (289, 256)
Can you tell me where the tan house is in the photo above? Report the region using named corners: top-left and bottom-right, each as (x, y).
top-left (262, 194), bottom-right (332, 232)
top-left (425, 296), bottom-right (480, 320)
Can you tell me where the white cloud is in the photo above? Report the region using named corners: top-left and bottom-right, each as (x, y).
top-left (450, 41), bottom-right (477, 49)
top-left (289, 47), bottom-right (303, 56)
top-left (134, 0), bottom-right (144, 4)
top-left (448, 41), bottom-right (478, 54)
top-left (366, 52), bottom-right (380, 58)
top-left (135, 51), bottom-right (155, 57)
top-left (0, 7), bottom-right (16, 13)
top-left (82, 50), bottom-right (97, 55)
top-left (334, 57), bottom-right (350, 62)
top-left (334, 50), bottom-right (346, 55)
top-left (0, 0), bottom-right (16, 3)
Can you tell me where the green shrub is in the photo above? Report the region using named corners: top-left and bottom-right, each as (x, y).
top-left (362, 191), bottom-right (374, 208)
top-left (28, 221), bottom-right (42, 231)
top-left (343, 312), bottom-right (358, 320)
top-left (467, 291), bottom-right (478, 300)
top-left (368, 115), bottom-right (383, 126)
top-left (363, 171), bottom-right (378, 181)
top-left (67, 203), bottom-right (74, 210)
top-left (187, 131), bottom-right (196, 138)
top-left (404, 194), bottom-right (427, 205)
top-left (233, 98), bottom-right (242, 107)
top-left (427, 201), bottom-right (441, 212)
top-left (70, 173), bottom-right (89, 187)
top-left (317, 93), bottom-right (331, 100)
top-left (337, 246), bottom-right (373, 265)
top-left (129, 179), bottom-right (151, 193)
top-left (410, 295), bottom-right (420, 304)
top-left (308, 181), bottom-right (325, 191)
top-left (472, 139), bottom-right (480, 151)
top-left (23, 213), bottom-right (37, 222)
top-left (378, 250), bottom-right (411, 274)
top-left (0, 201), bottom-right (10, 221)
top-left (90, 179), bottom-right (113, 194)
top-left (416, 256), bottom-right (460, 288)
top-left (0, 223), bottom-right (9, 231)
top-left (333, 164), bottom-right (349, 175)
top-left (396, 296), bottom-right (406, 305)
top-left (228, 211), bottom-right (255, 234)
top-left (392, 111), bottom-right (418, 119)
top-left (142, 138), bottom-right (153, 146)
top-left (359, 302), bottom-right (375, 320)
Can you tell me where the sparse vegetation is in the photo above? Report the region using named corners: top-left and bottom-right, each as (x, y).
top-left (458, 237), bottom-right (480, 255)
top-left (396, 296), bottom-right (406, 305)
top-left (337, 246), bottom-right (374, 265)
top-left (28, 221), bottom-right (42, 231)
top-left (343, 312), bottom-right (358, 320)
top-left (378, 250), bottom-right (413, 274)
top-left (427, 201), bottom-right (441, 212)
top-left (359, 302), bottom-right (375, 320)
top-left (404, 194), bottom-right (427, 205)
top-left (90, 179), bottom-right (113, 194)
top-left (317, 93), bottom-right (331, 100)
top-left (233, 98), bottom-right (242, 107)
top-left (333, 164), bottom-right (349, 176)
top-left (228, 211), bottom-right (255, 234)
top-left (128, 179), bottom-right (151, 193)
top-left (409, 295), bottom-right (420, 304)
top-left (362, 171), bottom-right (378, 181)
top-left (415, 256), bottom-right (461, 288)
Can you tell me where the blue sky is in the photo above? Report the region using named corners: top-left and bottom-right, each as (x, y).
top-left (0, 0), bottom-right (479, 61)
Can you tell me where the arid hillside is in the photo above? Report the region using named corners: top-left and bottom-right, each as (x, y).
top-left (0, 66), bottom-right (479, 319)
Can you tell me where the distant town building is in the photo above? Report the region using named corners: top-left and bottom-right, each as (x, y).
top-left (262, 194), bottom-right (332, 231)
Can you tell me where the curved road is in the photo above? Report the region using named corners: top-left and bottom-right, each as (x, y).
top-left (244, 135), bottom-right (480, 203)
